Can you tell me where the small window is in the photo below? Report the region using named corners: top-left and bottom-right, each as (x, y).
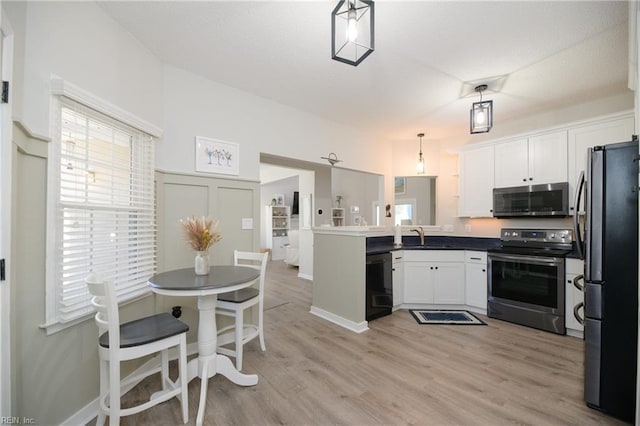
top-left (45, 97), bottom-right (156, 330)
top-left (395, 199), bottom-right (416, 226)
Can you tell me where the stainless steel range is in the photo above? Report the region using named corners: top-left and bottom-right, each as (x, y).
top-left (488, 228), bottom-right (573, 335)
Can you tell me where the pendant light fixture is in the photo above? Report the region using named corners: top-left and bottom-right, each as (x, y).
top-left (416, 133), bottom-right (425, 174)
top-left (470, 84), bottom-right (493, 134)
top-left (331, 0), bottom-right (375, 66)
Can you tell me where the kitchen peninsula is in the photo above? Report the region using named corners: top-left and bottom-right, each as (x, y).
top-left (311, 226), bottom-right (500, 333)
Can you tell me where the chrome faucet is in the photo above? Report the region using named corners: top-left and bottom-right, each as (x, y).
top-left (411, 226), bottom-right (425, 246)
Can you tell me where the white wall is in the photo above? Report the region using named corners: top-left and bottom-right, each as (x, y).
top-left (158, 65), bottom-right (392, 183)
top-left (331, 168), bottom-right (382, 226)
top-left (18, 1), bottom-right (163, 137)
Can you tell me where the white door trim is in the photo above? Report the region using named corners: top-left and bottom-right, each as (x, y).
top-left (0, 5), bottom-right (14, 416)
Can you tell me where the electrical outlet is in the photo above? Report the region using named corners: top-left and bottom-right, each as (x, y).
top-left (465, 224), bottom-right (472, 233)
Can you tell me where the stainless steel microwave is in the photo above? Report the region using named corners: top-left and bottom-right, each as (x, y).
top-left (493, 182), bottom-right (569, 217)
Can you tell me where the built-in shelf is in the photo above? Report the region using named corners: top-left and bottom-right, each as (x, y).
top-left (265, 205), bottom-right (290, 260)
top-left (331, 208), bottom-right (345, 227)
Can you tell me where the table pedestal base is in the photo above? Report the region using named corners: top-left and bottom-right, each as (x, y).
top-left (189, 294), bottom-right (258, 426)
top-left (187, 354), bottom-right (258, 425)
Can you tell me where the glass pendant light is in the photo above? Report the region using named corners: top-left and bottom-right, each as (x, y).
top-left (416, 132), bottom-right (425, 174)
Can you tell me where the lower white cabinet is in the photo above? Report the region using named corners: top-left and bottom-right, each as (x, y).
top-left (392, 252), bottom-right (404, 307)
top-left (403, 251), bottom-right (465, 304)
top-left (404, 262), bottom-right (434, 303)
top-left (565, 258), bottom-right (585, 334)
top-left (433, 262), bottom-right (465, 304)
top-left (465, 251), bottom-right (487, 310)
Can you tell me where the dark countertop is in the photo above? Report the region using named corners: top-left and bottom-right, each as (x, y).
top-left (366, 235), bottom-right (501, 255)
top-left (366, 235), bottom-right (583, 259)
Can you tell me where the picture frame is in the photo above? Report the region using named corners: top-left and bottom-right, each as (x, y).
top-left (275, 194), bottom-right (285, 206)
top-left (195, 136), bottom-right (240, 175)
top-left (394, 176), bottom-right (406, 194)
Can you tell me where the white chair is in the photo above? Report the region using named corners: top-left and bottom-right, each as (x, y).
top-left (216, 250), bottom-right (269, 370)
top-left (87, 274), bottom-right (189, 426)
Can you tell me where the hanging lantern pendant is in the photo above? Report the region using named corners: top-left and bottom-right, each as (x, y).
top-left (470, 84), bottom-right (493, 134)
top-left (331, 0), bottom-right (375, 66)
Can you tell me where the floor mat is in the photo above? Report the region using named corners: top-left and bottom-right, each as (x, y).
top-left (409, 309), bottom-right (486, 325)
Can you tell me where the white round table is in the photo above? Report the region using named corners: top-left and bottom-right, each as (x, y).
top-left (148, 265), bottom-right (260, 426)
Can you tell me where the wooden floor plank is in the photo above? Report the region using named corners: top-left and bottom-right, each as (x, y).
top-left (108, 260), bottom-right (626, 425)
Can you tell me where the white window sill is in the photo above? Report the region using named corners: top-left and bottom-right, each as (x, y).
top-left (40, 291), bottom-right (153, 336)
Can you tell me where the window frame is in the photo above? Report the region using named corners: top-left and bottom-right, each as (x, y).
top-left (42, 79), bottom-right (161, 334)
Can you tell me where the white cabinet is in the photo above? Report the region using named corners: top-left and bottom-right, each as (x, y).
top-left (565, 258), bottom-right (585, 335)
top-left (404, 262), bottom-right (434, 303)
top-left (567, 114), bottom-right (635, 210)
top-left (403, 251), bottom-right (465, 304)
top-left (494, 131), bottom-right (567, 188)
top-left (459, 145), bottom-right (494, 217)
top-left (464, 251), bottom-right (487, 311)
top-left (433, 263), bottom-right (465, 304)
top-left (265, 205), bottom-right (290, 260)
top-left (392, 252), bottom-right (404, 307)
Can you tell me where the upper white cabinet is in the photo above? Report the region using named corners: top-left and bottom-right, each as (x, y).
top-left (459, 145), bottom-right (494, 217)
top-left (567, 114), bottom-right (635, 210)
top-left (494, 131), bottom-right (567, 188)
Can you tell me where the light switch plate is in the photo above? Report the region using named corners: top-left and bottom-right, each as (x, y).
top-left (242, 218), bottom-right (253, 230)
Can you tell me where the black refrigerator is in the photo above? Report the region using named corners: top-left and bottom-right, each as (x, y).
top-left (576, 138), bottom-right (638, 423)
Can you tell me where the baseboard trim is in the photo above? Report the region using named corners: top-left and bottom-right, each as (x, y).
top-left (309, 306), bottom-right (369, 333)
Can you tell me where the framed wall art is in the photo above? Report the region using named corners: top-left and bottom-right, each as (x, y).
top-left (195, 136), bottom-right (240, 175)
top-left (394, 176), bottom-right (406, 194)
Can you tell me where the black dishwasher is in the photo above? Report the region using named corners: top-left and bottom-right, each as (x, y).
top-left (366, 252), bottom-right (393, 321)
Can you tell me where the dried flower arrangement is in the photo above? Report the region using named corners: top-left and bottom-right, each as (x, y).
top-left (180, 216), bottom-right (222, 252)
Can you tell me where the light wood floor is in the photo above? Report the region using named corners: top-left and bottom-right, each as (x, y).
top-left (112, 260), bottom-right (626, 425)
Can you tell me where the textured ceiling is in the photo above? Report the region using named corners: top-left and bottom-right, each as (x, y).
top-left (98, 1), bottom-right (630, 141)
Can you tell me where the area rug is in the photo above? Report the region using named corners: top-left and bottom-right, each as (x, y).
top-left (409, 309), bottom-right (486, 325)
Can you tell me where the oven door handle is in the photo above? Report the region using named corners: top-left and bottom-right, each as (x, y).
top-left (489, 253), bottom-right (563, 266)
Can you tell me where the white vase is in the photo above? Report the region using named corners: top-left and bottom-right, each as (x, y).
top-left (194, 251), bottom-right (210, 275)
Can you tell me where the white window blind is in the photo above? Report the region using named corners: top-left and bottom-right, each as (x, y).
top-left (47, 97), bottom-right (156, 325)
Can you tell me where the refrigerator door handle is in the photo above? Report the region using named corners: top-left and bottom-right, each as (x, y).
top-left (573, 170), bottom-right (585, 260)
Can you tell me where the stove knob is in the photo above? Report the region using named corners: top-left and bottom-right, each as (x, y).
top-left (550, 233), bottom-right (556, 239)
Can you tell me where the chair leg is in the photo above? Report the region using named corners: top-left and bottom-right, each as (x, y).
top-left (179, 335), bottom-right (189, 424)
top-left (96, 357), bottom-right (108, 426)
top-left (258, 303), bottom-right (266, 351)
top-left (108, 359), bottom-right (120, 426)
top-left (235, 310), bottom-right (244, 371)
top-left (160, 349), bottom-right (169, 390)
